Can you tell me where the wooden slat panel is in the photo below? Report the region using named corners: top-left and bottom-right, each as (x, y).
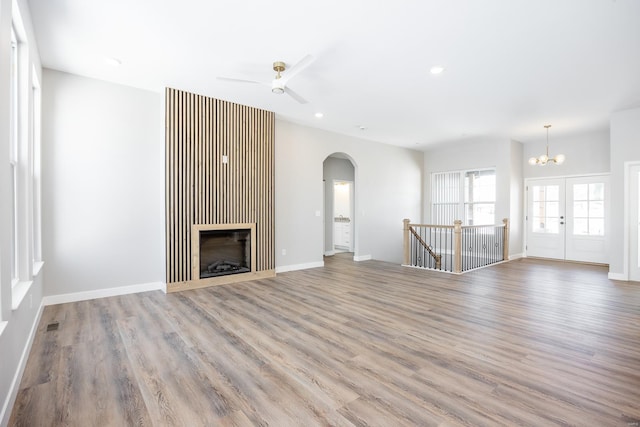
top-left (165, 88), bottom-right (275, 288)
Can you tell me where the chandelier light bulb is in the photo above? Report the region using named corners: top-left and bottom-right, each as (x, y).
top-left (554, 154), bottom-right (565, 164)
top-left (528, 157), bottom-right (538, 165)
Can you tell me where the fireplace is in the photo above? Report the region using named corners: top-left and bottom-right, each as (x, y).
top-left (192, 223), bottom-right (256, 281)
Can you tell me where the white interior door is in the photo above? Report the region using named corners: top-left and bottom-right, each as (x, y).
top-left (526, 179), bottom-right (566, 259)
top-left (565, 176), bottom-right (609, 264)
top-left (527, 175), bottom-right (610, 264)
top-left (630, 165), bottom-right (640, 281)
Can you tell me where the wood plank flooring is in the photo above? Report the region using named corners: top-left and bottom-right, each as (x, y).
top-left (9, 255), bottom-right (640, 426)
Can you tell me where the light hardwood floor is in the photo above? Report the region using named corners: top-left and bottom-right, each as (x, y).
top-left (9, 255), bottom-right (640, 426)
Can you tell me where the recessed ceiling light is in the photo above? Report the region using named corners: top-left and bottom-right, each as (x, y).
top-left (359, 125), bottom-right (367, 131)
top-left (105, 57), bottom-right (122, 67)
top-left (315, 112), bottom-right (324, 118)
top-left (430, 66), bottom-right (444, 75)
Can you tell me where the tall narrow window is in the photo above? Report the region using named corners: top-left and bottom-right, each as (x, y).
top-left (431, 171), bottom-right (460, 224)
top-left (432, 168), bottom-right (496, 225)
top-left (32, 68), bottom-right (42, 268)
top-left (10, 26), bottom-right (19, 286)
top-left (464, 170), bottom-right (496, 225)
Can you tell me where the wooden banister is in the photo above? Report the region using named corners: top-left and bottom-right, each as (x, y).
top-left (403, 219), bottom-right (442, 269)
top-left (408, 227), bottom-right (442, 269)
top-left (453, 220), bottom-right (462, 274)
top-left (403, 219), bottom-right (411, 265)
top-left (502, 218), bottom-right (510, 261)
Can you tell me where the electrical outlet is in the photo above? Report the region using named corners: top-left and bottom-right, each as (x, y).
top-left (282, 249), bottom-right (287, 256)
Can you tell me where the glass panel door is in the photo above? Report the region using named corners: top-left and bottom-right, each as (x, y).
top-left (527, 175), bottom-right (609, 264)
top-left (526, 179), bottom-right (566, 259)
top-left (565, 176), bottom-right (609, 264)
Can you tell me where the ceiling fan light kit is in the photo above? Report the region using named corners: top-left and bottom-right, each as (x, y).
top-left (528, 124), bottom-right (565, 166)
top-left (271, 83), bottom-right (285, 94)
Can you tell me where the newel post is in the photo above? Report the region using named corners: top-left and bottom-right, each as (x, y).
top-left (502, 218), bottom-right (510, 261)
top-left (453, 220), bottom-right (462, 273)
top-left (403, 219), bottom-right (411, 265)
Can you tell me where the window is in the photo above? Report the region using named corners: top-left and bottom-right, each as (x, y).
top-left (431, 171), bottom-right (460, 225)
top-left (4, 7), bottom-right (40, 314)
top-left (10, 26), bottom-right (19, 286)
top-left (572, 183), bottom-right (605, 236)
top-left (432, 168), bottom-right (496, 225)
top-left (31, 68), bottom-right (42, 268)
top-left (464, 170), bottom-right (496, 225)
top-left (531, 185), bottom-right (560, 234)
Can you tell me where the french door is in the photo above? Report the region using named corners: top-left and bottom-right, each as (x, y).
top-left (526, 175), bottom-right (609, 264)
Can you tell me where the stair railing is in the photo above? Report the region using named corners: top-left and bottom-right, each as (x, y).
top-left (403, 218), bottom-right (509, 273)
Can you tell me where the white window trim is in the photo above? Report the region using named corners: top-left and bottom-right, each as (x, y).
top-left (431, 168), bottom-right (497, 225)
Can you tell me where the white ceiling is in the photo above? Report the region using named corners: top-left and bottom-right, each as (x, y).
top-left (27, 0), bottom-right (640, 149)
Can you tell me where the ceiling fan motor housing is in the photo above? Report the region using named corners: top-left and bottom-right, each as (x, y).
top-left (273, 61), bottom-right (286, 73)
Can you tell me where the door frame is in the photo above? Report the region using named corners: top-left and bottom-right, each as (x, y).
top-left (625, 161), bottom-right (640, 281)
top-left (524, 173), bottom-right (611, 262)
top-left (333, 179), bottom-right (354, 252)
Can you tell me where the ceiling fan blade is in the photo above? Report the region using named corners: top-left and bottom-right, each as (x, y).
top-left (217, 76), bottom-right (264, 85)
top-left (284, 87), bottom-right (308, 104)
top-left (280, 54), bottom-right (314, 84)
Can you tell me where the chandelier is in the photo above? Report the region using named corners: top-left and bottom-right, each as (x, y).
top-left (528, 125), bottom-right (565, 166)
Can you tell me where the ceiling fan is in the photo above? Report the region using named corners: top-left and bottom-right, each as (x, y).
top-left (217, 55), bottom-right (314, 104)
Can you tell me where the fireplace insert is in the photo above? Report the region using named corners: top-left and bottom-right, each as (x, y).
top-left (198, 229), bottom-right (251, 279)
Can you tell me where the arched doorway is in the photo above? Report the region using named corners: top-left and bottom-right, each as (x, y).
top-left (323, 153), bottom-right (357, 258)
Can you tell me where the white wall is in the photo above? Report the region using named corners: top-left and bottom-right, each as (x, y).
top-left (510, 140), bottom-right (524, 255)
top-left (610, 107), bottom-right (640, 278)
top-left (276, 121), bottom-right (423, 268)
top-left (522, 129), bottom-right (610, 179)
top-left (41, 70), bottom-right (165, 296)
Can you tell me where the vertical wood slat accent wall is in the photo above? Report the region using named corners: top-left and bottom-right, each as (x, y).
top-left (165, 88), bottom-right (275, 291)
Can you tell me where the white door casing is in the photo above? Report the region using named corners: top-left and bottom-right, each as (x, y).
top-left (630, 165), bottom-right (640, 281)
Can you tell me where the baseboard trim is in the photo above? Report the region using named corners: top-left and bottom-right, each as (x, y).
top-left (1, 302), bottom-right (44, 427)
top-left (353, 254), bottom-right (372, 262)
top-left (608, 272), bottom-right (628, 281)
top-left (324, 250), bottom-right (336, 256)
top-left (276, 261), bottom-right (324, 273)
top-left (42, 281), bottom-right (165, 306)
top-left (508, 253), bottom-right (524, 260)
